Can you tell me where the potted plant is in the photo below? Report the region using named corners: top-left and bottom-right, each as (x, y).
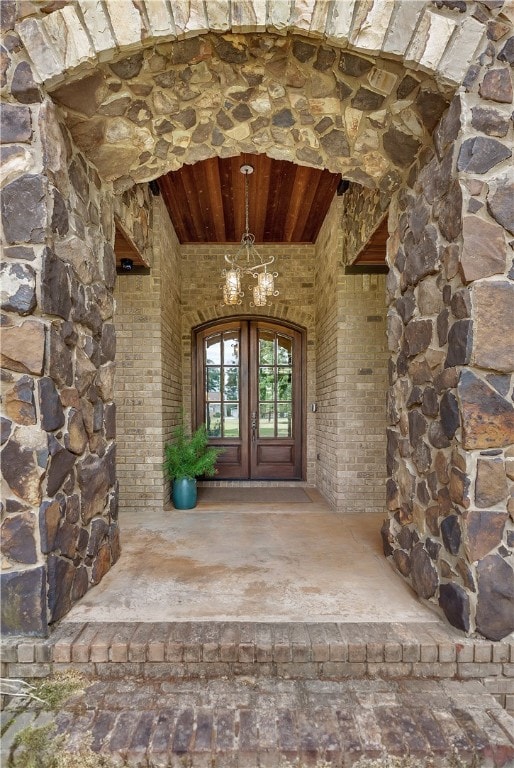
top-left (164, 423), bottom-right (222, 509)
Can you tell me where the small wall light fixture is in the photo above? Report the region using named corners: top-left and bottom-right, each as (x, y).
top-left (121, 258), bottom-right (134, 272)
top-left (337, 179), bottom-right (350, 196)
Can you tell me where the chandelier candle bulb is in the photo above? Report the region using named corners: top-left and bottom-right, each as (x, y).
top-left (226, 269), bottom-right (241, 293)
top-left (258, 271), bottom-right (274, 296)
top-left (223, 283), bottom-right (241, 306)
top-left (252, 284), bottom-right (267, 307)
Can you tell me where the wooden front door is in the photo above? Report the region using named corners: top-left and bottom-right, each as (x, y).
top-left (194, 319), bottom-right (304, 480)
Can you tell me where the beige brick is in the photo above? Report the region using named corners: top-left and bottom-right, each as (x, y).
top-left (474, 644), bottom-right (492, 663)
top-left (458, 663), bottom-right (503, 678)
top-left (17, 644), bottom-right (35, 663)
top-left (492, 644), bottom-right (510, 663)
top-left (115, 185), bottom-right (386, 516)
top-left (438, 644), bottom-right (457, 663)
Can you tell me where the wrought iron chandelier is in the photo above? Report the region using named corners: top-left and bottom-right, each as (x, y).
top-left (221, 164), bottom-right (278, 307)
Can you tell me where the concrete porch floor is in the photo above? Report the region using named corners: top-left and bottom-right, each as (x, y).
top-left (65, 489), bottom-right (439, 625)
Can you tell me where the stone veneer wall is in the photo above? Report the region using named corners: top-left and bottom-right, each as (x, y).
top-left (180, 242), bottom-right (317, 485)
top-left (114, 194), bottom-right (181, 513)
top-left (315, 198), bottom-right (388, 511)
top-left (2, 0), bottom-right (513, 639)
top-left (45, 27), bottom-right (454, 193)
top-left (1, 98), bottom-right (119, 636)
top-left (113, 184), bottom-right (152, 266)
top-left (382, 40), bottom-right (514, 639)
top-left (341, 184), bottom-right (389, 265)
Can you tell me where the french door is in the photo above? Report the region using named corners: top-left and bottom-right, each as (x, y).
top-left (194, 319), bottom-right (304, 480)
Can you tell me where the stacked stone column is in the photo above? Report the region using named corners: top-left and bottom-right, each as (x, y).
top-left (1, 10), bottom-right (120, 636)
top-left (383, 24), bottom-right (513, 640)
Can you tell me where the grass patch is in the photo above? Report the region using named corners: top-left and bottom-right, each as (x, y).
top-left (4, 672), bottom-right (95, 767)
top-left (9, 723), bottom-right (118, 768)
top-left (31, 670), bottom-right (85, 710)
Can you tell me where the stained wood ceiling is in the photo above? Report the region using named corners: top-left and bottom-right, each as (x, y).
top-left (353, 217), bottom-right (388, 265)
top-left (115, 155), bottom-right (387, 267)
top-left (114, 227), bottom-right (147, 267)
top-left (158, 154), bottom-right (341, 244)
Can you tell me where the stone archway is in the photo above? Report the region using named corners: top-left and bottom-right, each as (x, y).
top-left (1, 1), bottom-right (513, 641)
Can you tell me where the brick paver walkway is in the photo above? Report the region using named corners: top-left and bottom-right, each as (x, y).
top-left (3, 677), bottom-right (514, 767)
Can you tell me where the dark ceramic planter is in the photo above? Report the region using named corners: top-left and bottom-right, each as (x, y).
top-left (172, 477), bottom-right (197, 509)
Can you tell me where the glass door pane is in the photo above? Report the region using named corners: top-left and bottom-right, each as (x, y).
top-left (259, 403), bottom-right (275, 437)
top-left (257, 329), bottom-right (294, 438)
top-left (277, 403), bottom-right (292, 437)
top-left (277, 334), bottom-right (293, 364)
top-left (204, 329), bottom-right (241, 438)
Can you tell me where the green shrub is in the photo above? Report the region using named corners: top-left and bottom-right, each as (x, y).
top-left (163, 423), bottom-right (222, 481)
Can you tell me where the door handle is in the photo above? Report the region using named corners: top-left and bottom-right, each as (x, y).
top-left (251, 412), bottom-right (257, 442)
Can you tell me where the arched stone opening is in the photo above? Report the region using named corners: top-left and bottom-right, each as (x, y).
top-left (1, 2), bottom-right (513, 641)
top-left (46, 30), bottom-right (449, 192)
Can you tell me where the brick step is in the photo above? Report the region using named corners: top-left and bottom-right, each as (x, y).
top-left (3, 620), bottom-right (513, 684)
top-left (3, 677), bottom-right (514, 767)
top-left (3, 622), bottom-right (513, 718)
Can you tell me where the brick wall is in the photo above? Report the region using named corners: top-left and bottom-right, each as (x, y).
top-left (315, 197), bottom-right (389, 512)
top-left (315, 199), bottom-right (341, 507)
top-left (113, 196), bottom-right (387, 511)
top-left (114, 196), bottom-right (181, 513)
top-left (159, 201), bottom-right (183, 503)
top-left (180, 242), bottom-right (317, 485)
top-left (336, 272), bottom-right (388, 512)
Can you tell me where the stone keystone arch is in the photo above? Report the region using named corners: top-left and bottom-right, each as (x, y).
top-left (0, 1), bottom-right (513, 640)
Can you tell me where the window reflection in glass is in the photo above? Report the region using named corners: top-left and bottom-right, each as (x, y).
top-left (259, 367), bottom-right (275, 401)
top-left (206, 403), bottom-right (222, 437)
top-left (259, 332), bottom-right (275, 365)
top-left (223, 403), bottom-right (240, 437)
top-left (204, 329), bottom-right (240, 439)
top-left (224, 368), bottom-right (239, 401)
top-left (277, 335), bottom-right (293, 365)
top-left (257, 330), bottom-right (294, 438)
top-left (259, 403), bottom-right (275, 437)
top-left (223, 332), bottom-right (239, 365)
top-left (277, 403), bottom-right (292, 437)
top-left (206, 334), bottom-right (221, 365)
top-left (207, 367), bottom-right (221, 398)
top-left (277, 368), bottom-right (292, 401)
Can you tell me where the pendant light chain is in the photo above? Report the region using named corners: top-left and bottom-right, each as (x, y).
top-left (244, 167), bottom-right (249, 240)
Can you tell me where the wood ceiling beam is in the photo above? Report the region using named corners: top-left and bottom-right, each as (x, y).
top-left (180, 163), bottom-right (207, 241)
top-left (204, 158), bottom-right (226, 242)
top-left (305, 171), bottom-right (340, 243)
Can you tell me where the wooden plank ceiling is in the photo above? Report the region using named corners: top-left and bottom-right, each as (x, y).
top-left (114, 227), bottom-right (146, 266)
top-left (158, 154), bottom-right (341, 244)
top-left (353, 217), bottom-right (388, 265)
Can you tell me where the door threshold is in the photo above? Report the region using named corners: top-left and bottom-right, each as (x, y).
top-left (198, 480), bottom-right (312, 487)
